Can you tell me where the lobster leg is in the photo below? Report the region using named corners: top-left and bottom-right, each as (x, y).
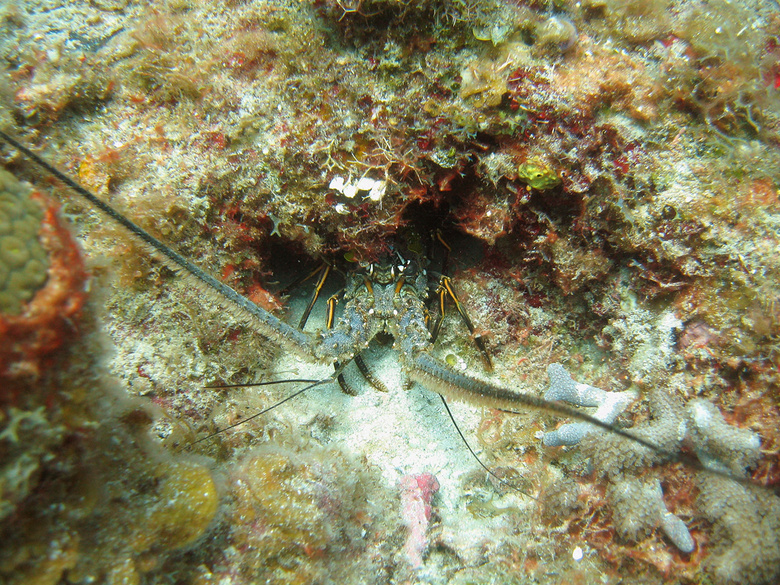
top-left (433, 276), bottom-right (493, 371)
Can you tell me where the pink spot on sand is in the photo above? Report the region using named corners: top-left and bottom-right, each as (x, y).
top-left (399, 472), bottom-right (440, 568)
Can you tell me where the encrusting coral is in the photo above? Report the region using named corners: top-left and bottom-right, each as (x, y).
top-left (0, 170), bottom-right (221, 584)
top-left (698, 474), bottom-right (780, 585)
top-left (0, 170), bottom-right (86, 378)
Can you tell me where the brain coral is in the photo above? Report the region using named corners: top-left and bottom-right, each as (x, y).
top-left (0, 169), bottom-right (86, 379)
top-left (0, 170), bottom-right (48, 315)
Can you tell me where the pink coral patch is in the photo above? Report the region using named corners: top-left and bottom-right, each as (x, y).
top-left (398, 472), bottom-right (440, 568)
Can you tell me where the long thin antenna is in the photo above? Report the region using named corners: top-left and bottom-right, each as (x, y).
top-left (204, 378), bottom-right (320, 389)
top-left (414, 352), bottom-right (771, 491)
top-left (189, 377), bottom-right (334, 446)
top-left (438, 394), bottom-right (536, 500)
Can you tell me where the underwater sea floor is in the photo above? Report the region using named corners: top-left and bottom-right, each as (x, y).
top-left (1, 1), bottom-right (780, 584)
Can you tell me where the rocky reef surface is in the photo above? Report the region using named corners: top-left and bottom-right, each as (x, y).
top-left (1, 1), bottom-right (779, 584)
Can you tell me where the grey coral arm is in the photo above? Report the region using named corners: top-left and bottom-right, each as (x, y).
top-left (542, 364), bottom-right (637, 447)
top-left (686, 398), bottom-right (761, 475)
top-left (608, 476), bottom-right (695, 554)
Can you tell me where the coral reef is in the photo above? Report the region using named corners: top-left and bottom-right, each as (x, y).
top-left (0, 0), bottom-right (779, 584)
top-left (547, 348), bottom-right (776, 578)
top-left (698, 474), bottom-right (780, 585)
top-left (577, 383), bottom-right (763, 484)
top-left (687, 398), bottom-right (763, 475)
top-left (583, 382), bottom-right (687, 479)
top-left (547, 356), bottom-right (767, 557)
top-left (226, 445), bottom-right (397, 584)
top-left (0, 301), bottom-right (222, 584)
top-left (607, 476), bottom-right (694, 554)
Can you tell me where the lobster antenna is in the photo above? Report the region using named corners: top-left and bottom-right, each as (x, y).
top-left (204, 378), bottom-right (320, 389)
top-left (195, 359), bottom-right (353, 443)
top-left (438, 394), bottom-right (537, 500)
top-left (412, 352), bottom-right (773, 492)
top-left (189, 376), bottom-right (335, 447)
top-left (0, 130), bottom-right (315, 359)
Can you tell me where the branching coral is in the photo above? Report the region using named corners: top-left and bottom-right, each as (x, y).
top-left (686, 398), bottom-right (762, 476)
top-left (582, 383), bottom-right (688, 479)
top-left (542, 363), bottom-right (637, 447)
top-left (698, 474), bottom-right (780, 585)
top-left (607, 475), bottom-right (694, 554)
top-left (546, 361), bottom-right (771, 572)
